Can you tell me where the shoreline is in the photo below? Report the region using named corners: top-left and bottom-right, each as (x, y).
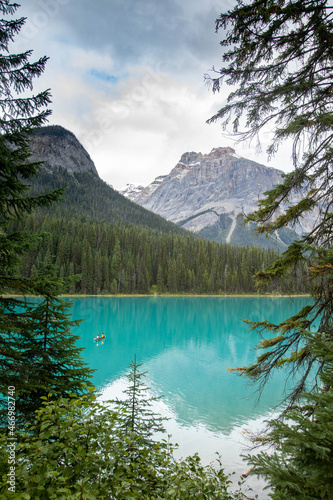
top-left (4, 293), bottom-right (311, 298)
top-left (61, 293), bottom-right (310, 297)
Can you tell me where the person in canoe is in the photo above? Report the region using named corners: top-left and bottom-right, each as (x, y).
top-left (94, 333), bottom-right (106, 341)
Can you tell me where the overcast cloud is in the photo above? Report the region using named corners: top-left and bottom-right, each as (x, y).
top-left (14, 0), bottom-right (294, 189)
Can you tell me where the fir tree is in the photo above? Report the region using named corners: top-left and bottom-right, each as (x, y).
top-left (1, 267), bottom-right (94, 427)
top-left (0, 0), bottom-right (62, 282)
top-left (247, 334), bottom-right (333, 499)
top-left (112, 356), bottom-right (166, 445)
top-left (0, 1), bottom-right (92, 428)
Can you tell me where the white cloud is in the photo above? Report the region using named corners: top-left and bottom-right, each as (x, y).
top-left (13, 0), bottom-right (295, 190)
top-left (64, 70), bottom-right (228, 189)
top-left (58, 66), bottom-right (293, 190)
top-left (43, 61), bottom-right (294, 190)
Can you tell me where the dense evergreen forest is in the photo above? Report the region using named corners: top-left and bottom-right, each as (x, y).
top-left (8, 211), bottom-right (307, 295)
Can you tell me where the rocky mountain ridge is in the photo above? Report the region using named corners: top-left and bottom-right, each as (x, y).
top-left (29, 125), bottom-right (99, 177)
top-left (122, 174), bottom-right (168, 201)
top-left (120, 146), bottom-right (309, 250)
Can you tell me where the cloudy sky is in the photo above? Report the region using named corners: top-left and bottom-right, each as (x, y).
top-left (15, 0), bottom-right (293, 189)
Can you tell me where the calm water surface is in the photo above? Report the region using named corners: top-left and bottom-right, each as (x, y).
top-left (70, 296), bottom-right (311, 496)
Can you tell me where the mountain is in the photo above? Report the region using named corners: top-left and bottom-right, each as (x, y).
top-left (26, 125), bottom-right (189, 235)
top-left (120, 147), bottom-right (307, 250)
top-left (29, 125), bottom-right (99, 176)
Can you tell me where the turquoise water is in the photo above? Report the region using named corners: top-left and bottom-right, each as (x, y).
top-left (71, 296), bottom-right (310, 427)
top-left (70, 296), bottom-right (311, 493)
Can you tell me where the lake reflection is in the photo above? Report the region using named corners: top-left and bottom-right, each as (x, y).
top-left (72, 296), bottom-right (310, 433)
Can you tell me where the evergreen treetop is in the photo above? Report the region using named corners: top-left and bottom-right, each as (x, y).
top-left (0, 0), bottom-right (51, 138)
top-left (247, 333), bottom-right (333, 499)
top-left (111, 356), bottom-right (166, 444)
top-left (0, 0), bottom-right (63, 275)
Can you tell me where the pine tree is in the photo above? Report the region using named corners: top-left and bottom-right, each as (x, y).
top-left (112, 356), bottom-right (166, 446)
top-left (247, 334), bottom-right (333, 499)
top-left (1, 267), bottom-right (94, 427)
top-left (167, 259), bottom-right (177, 293)
top-left (0, 0), bottom-right (62, 278)
top-left (0, 1), bottom-right (92, 428)
top-left (156, 265), bottom-right (165, 293)
top-left (111, 238), bottom-right (121, 282)
top-left (207, 0), bottom-right (333, 403)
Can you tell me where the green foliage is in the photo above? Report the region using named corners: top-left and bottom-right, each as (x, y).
top-left (0, 0), bottom-right (61, 276)
top-left (207, 0), bottom-right (333, 197)
top-left (111, 356), bottom-right (166, 443)
top-left (0, 1), bottom-right (51, 137)
top-left (207, 0), bottom-right (333, 244)
top-left (191, 212), bottom-right (297, 251)
top-left (0, 269), bottom-right (92, 427)
top-left (0, 8), bottom-right (63, 275)
top-left (29, 163), bottom-right (188, 236)
top-left (208, 0), bottom-right (333, 401)
top-left (246, 335), bottom-right (333, 499)
top-left (0, 384), bottom-right (249, 499)
top-left (7, 210), bottom-right (309, 295)
top-left (7, 140), bottom-right (308, 296)
top-left (0, 268), bottom-right (94, 429)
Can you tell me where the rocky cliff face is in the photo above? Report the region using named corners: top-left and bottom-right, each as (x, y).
top-left (28, 125), bottom-right (99, 177)
top-left (135, 147), bottom-right (282, 222)
top-left (120, 147), bottom-right (310, 249)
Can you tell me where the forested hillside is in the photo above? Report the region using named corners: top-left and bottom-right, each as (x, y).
top-left (28, 164), bottom-right (189, 235)
top-left (9, 212), bottom-right (307, 295)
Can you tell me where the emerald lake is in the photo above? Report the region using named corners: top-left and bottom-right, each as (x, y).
top-left (70, 296), bottom-right (311, 494)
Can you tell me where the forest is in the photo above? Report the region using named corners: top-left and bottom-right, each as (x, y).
top-left (8, 211), bottom-right (307, 295)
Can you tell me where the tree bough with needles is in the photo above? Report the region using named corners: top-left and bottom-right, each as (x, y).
top-left (207, 1), bottom-right (333, 496)
top-left (207, 0), bottom-right (333, 405)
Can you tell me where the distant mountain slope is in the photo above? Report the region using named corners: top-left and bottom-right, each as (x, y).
top-left (120, 147), bottom-right (310, 250)
top-left (28, 126), bottom-right (189, 235)
top-left (29, 125), bottom-right (99, 176)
